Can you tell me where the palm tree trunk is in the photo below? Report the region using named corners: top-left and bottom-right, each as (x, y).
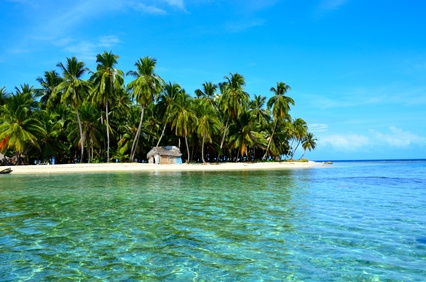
top-left (185, 136), bottom-right (190, 164)
top-left (130, 106), bottom-right (145, 161)
top-left (299, 150), bottom-right (306, 160)
top-left (191, 143), bottom-right (196, 163)
top-left (292, 140), bottom-right (302, 160)
top-left (217, 118), bottom-right (229, 162)
top-left (156, 123), bottom-right (167, 147)
top-left (201, 135), bottom-right (206, 163)
top-left (76, 108), bottom-right (84, 163)
top-left (106, 101), bottom-right (110, 163)
top-left (263, 120), bottom-right (277, 160)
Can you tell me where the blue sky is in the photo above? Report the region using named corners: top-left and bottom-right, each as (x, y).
top-left (1, 0), bottom-right (425, 160)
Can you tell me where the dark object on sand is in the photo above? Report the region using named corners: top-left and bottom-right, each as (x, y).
top-left (0, 167), bottom-right (12, 174)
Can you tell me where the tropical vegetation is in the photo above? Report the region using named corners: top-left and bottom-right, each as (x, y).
top-left (0, 52), bottom-right (317, 165)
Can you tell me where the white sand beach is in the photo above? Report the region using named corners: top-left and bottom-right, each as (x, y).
top-left (7, 161), bottom-right (319, 174)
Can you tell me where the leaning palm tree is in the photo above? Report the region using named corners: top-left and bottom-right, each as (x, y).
top-left (90, 51), bottom-right (124, 162)
top-left (263, 82), bottom-right (294, 160)
top-left (126, 56), bottom-right (163, 162)
top-left (299, 132), bottom-right (317, 160)
top-left (55, 56), bottom-right (91, 163)
top-left (289, 117), bottom-right (308, 159)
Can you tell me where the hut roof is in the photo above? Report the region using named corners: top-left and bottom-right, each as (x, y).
top-left (147, 146), bottom-right (182, 158)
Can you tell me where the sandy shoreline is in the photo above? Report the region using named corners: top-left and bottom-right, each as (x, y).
top-left (4, 161), bottom-right (320, 175)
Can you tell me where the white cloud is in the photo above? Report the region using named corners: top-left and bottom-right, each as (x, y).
top-left (319, 133), bottom-right (370, 151)
top-left (163, 0), bottom-right (185, 10)
top-left (317, 126), bottom-right (426, 155)
top-left (129, 0), bottom-right (187, 14)
top-left (98, 35), bottom-right (121, 47)
top-left (131, 2), bottom-right (167, 14)
top-left (310, 123), bottom-right (329, 133)
top-left (15, 0), bottom-right (185, 41)
top-left (62, 35), bottom-right (121, 61)
top-left (306, 82), bottom-right (426, 110)
top-left (371, 126), bottom-right (426, 147)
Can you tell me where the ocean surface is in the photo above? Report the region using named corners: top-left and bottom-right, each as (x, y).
top-left (0, 160), bottom-right (425, 281)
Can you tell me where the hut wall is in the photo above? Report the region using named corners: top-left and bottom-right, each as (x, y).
top-left (160, 156), bottom-right (169, 164)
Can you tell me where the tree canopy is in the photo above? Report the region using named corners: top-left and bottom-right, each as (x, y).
top-left (0, 52), bottom-right (317, 165)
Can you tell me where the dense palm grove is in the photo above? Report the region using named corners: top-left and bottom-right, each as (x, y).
top-left (0, 52), bottom-right (317, 165)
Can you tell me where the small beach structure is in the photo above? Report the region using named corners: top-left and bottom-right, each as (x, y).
top-left (147, 146), bottom-right (182, 164)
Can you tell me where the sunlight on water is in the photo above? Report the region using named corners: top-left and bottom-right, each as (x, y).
top-left (1, 161), bottom-right (426, 280)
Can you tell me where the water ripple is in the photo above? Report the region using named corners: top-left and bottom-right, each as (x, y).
top-left (1, 163), bottom-right (426, 280)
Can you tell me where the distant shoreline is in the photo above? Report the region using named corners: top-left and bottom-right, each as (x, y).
top-left (5, 161), bottom-right (319, 175)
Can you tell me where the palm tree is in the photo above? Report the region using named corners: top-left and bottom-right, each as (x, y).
top-left (15, 84), bottom-right (40, 111)
top-left (263, 82), bottom-right (294, 160)
top-left (90, 51), bottom-right (124, 162)
top-left (35, 109), bottom-right (65, 163)
top-left (126, 56), bottom-right (163, 161)
top-left (41, 103), bottom-right (73, 164)
top-left (220, 72), bottom-right (249, 119)
top-left (270, 124), bottom-right (292, 160)
top-left (299, 132), bottom-right (317, 160)
top-left (156, 82), bottom-right (181, 147)
top-left (36, 70), bottom-right (63, 109)
top-left (289, 118), bottom-right (308, 159)
top-left (113, 105), bottom-right (143, 161)
top-left (0, 86), bottom-right (9, 105)
top-left (169, 90), bottom-right (197, 163)
top-left (196, 99), bottom-right (221, 163)
top-left (55, 56), bottom-right (91, 163)
top-left (195, 81), bottom-right (218, 109)
top-left (250, 94), bottom-right (270, 130)
top-left (217, 72), bottom-right (249, 161)
top-left (228, 112), bottom-right (267, 161)
top-left (0, 89), bottom-right (46, 164)
top-left (78, 102), bottom-right (103, 163)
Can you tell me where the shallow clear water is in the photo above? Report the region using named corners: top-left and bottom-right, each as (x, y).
top-left (1, 161), bottom-right (426, 281)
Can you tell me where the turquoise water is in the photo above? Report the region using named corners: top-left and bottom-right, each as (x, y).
top-left (1, 161), bottom-right (425, 281)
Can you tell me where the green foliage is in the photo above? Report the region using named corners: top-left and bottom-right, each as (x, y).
top-left (0, 52), bottom-right (317, 164)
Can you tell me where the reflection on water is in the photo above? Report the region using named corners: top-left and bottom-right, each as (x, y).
top-left (1, 164), bottom-right (425, 280)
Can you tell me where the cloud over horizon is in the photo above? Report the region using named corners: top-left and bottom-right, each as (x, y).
top-left (318, 126), bottom-right (426, 153)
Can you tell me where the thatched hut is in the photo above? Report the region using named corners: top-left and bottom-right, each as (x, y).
top-left (146, 146), bottom-right (182, 164)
